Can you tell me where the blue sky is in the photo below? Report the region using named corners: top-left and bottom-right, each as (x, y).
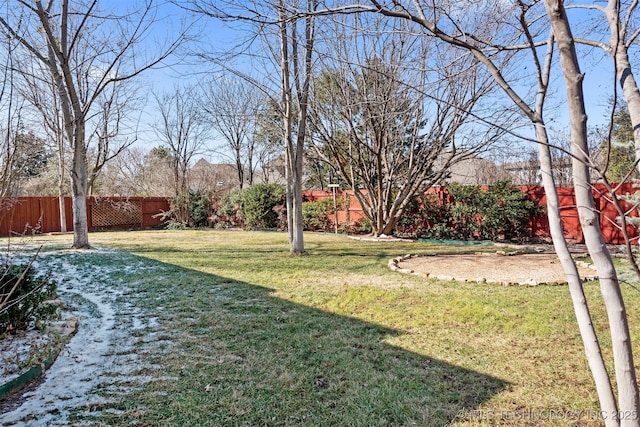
top-left (0, 0), bottom-right (628, 166)
top-left (121, 1), bottom-right (631, 164)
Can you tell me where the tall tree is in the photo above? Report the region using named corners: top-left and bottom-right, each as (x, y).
top-left (0, 121), bottom-right (25, 203)
top-left (186, 0), bottom-right (317, 254)
top-left (0, 0), bottom-right (187, 248)
top-left (0, 33), bottom-right (26, 208)
top-left (15, 61), bottom-right (69, 231)
top-left (545, 1), bottom-right (640, 423)
top-left (276, 0), bottom-right (317, 254)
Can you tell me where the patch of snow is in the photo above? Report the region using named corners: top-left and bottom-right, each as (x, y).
top-left (0, 248), bottom-right (171, 426)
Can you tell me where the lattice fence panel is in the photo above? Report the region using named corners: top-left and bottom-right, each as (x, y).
top-left (91, 199), bottom-right (143, 227)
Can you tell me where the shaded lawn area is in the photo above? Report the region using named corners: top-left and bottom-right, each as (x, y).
top-left (10, 229), bottom-right (636, 426)
top-left (107, 260), bottom-right (505, 426)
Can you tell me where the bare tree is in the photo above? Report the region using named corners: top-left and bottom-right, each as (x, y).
top-left (568, 4), bottom-right (640, 278)
top-left (310, 16), bottom-right (504, 236)
top-left (0, 34), bottom-right (42, 314)
top-left (274, 0), bottom-right (318, 254)
top-left (93, 146), bottom-right (174, 196)
top-left (0, 33), bottom-right (27, 209)
top-left (15, 59), bottom-right (70, 231)
top-left (185, 0), bottom-right (316, 254)
top-left (200, 77), bottom-right (263, 189)
top-left (86, 79), bottom-right (142, 195)
top-left (0, 0), bottom-right (188, 248)
top-left (153, 85), bottom-right (210, 197)
top-left (567, 2), bottom-right (640, 173)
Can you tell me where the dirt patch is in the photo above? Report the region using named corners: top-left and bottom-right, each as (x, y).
top-left (393, 252), bottom-right (598, 285)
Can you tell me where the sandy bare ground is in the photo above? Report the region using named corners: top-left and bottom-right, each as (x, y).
top-left (395, 252), bottom-right (598, 285)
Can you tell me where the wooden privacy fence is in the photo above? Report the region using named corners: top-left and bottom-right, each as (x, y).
top-left (1, 184), bottom-right (639, 244)
top-left (0, 196), bottom-right (170, 236)
top-left (305, 183), bottom-right (640, 245)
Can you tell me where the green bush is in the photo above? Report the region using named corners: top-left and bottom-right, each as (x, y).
top-left (448, 184), bottom-right (482, 239)
top-left (0, 263), bottom-right (59, 336)
top-left (357, 217), bottom-right (372, 234)
top-left (219, 184), bottom-right (286, 230)
top-left (302, 199), bottom-right (334, 231)
top-left (217, 189), bottom-right (245, 228)
top-left (480, 181), bottom-right (542, 241)
top-left (242, 184), bottom-right (286, 230)
top-left (160, 191), bottom-right (213, 229)
top-left (395, 194), bottom-right (451, 238)
top-left (419, 181), bottom-right (542, 242)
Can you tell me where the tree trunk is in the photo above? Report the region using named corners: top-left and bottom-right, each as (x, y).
top-left (70, 120), bottom-right (90, 248)
top-left (57, 145), bottom-right (67, 233)
top-left (536, 122), bottom-right (619, 425)
top-left (290, 143), bottom-right (305, 253)
top-left (379, 220), bottom-right (397, 237)
top-left (615, 50), bottom-right (640, 171)
top-left (235, 145), bottom-right (244, 189)
top-left (279, 1), bottom-right (304, 255)
top-left (544, 1), bottom-right (640, 424)
top-left (58, 194), bottom-right (67, 233)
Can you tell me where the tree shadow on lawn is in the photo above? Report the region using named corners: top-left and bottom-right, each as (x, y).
top-left (110, 255), bottom-right (509, 426)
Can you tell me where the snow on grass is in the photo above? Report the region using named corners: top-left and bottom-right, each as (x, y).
top-left (0, 247), bottom-right (172, 426)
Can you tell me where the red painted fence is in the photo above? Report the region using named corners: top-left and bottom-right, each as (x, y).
top-left (1, 184), bottom-right (639, 244)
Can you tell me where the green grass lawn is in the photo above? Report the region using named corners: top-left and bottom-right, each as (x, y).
top-left (8, 229), bottom-right (638, 426)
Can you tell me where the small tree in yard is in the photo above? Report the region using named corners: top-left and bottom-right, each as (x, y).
top-left (190, 0), bottom-right (316, 254)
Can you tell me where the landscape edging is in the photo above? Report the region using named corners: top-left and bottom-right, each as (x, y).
top-left (389, 252), bottom-right (598, 286)
top-left (0, 317), bottom-right (78, 401)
